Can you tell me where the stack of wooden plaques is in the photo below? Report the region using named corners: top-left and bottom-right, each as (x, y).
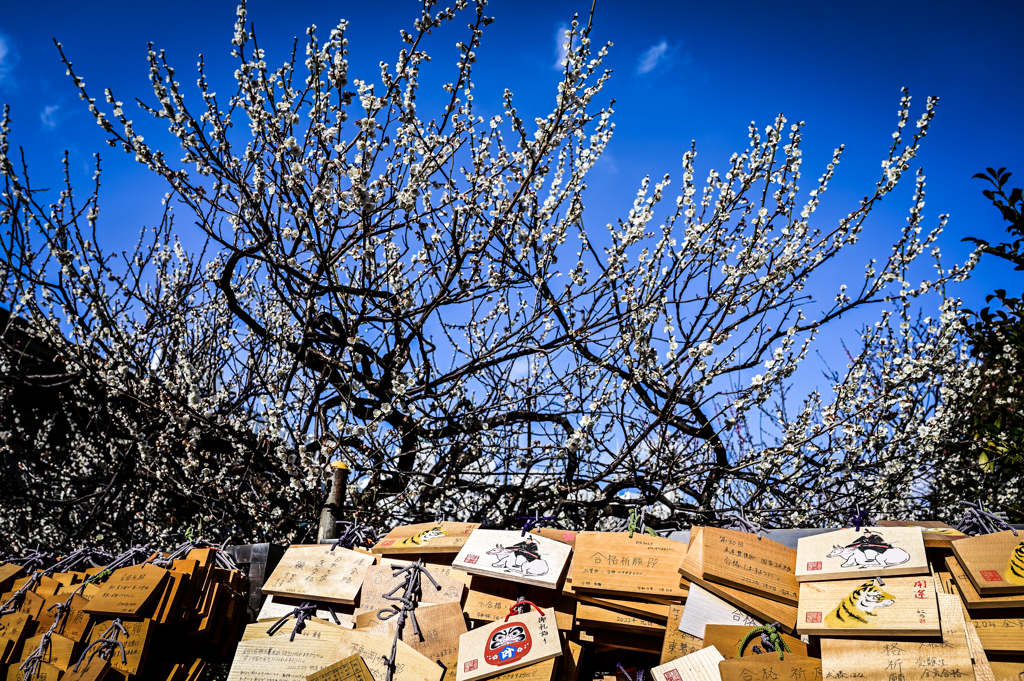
top-left (0, 545), bottom-right (250, 680)
top-left (214, 519), bottom-right (1022, 681)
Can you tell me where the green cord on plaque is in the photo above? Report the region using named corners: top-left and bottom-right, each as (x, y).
top-left (626, 508), bottom-right (658, 538)
top-left (737, 622), bottom-right (791, 661)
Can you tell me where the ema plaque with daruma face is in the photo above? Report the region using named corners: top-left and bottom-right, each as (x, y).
top-left (795, 527), bottom-right (928, 582)
top-left (456, 611), bottom-right (562, 681)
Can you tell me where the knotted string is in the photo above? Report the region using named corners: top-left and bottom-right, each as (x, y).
top-left (504, 599), bottom-right (544, 622)
top-left (376, 560), bottom-right (442, 681)
top-left (518, 514), bottom-right (557, 537)
top-left (721, 509), bottom-right (770, 539)
top-left (72, 620), bottom-right (128, 672)
top-left (149, 538), bottom-right (239, 570)
top-left (266, 601), bottom-right (339, 641)
top-left (611, 507), bottom-right (658, 538)
top-left (738, 621), bottom-right (790, 661)
top-left (18, 629), bottom-right (53, 680)
top-left (331, 521), bottom-right (378, 551)
top-left (617, 662), bottom-right (646, 681)
top-left (956, 500), bottom-right (1018, 536)
top-left (846, 505), bottom-right (874, 533)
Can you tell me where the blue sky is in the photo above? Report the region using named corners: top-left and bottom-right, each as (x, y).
top-left (2, 0), bottom-right (1022, 399)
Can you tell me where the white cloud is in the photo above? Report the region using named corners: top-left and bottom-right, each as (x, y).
top-left (637, 40), bottom-right (669, 75)
top-left (0, 36), bottom-right (10, 83)
top-left (553, 23), bottom-right (569, 70)
top-left (40, 105), bottom-right (60, 128)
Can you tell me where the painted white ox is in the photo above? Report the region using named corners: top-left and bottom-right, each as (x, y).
top-left (486, 544), bottom-right (550, 576)
top-left (826, 543), bottom-right (910, 569)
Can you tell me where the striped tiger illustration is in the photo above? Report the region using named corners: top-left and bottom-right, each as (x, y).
top-left (1008, 539), bottom-right (1024, 586)
top-left (824, 581), bottom-right (896, 628)
top-left (398, 525), bottom-right (449, 547)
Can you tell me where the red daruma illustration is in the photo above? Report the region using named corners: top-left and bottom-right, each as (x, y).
top-left (484, 622), bottom-right (533, 666)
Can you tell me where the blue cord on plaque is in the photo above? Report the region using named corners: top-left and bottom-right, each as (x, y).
top-left (518, 513), bottom-right (557, 537)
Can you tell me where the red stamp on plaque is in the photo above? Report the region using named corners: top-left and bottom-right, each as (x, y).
top-left (980, 570), bottom-right (1003, 582)
top-left (665, 671), bottom-right (683, 681)
top-left (806, 611), bottom-right (822, 623)
top-left (380, 540), bottom-right (394, 546)
top-left (807, 561), bottom-right (822, 571)
top-left (464, 660), bottom-right (478, 672)
top-left (465, 555), bottom-right (479, 564)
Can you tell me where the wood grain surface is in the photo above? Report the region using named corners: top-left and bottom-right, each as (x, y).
top-left (262, 545), bottom-right (376, 605)
top-left (818, 593), bottom-right (974, 681)
top-left (951, 530), bottom-right (1024, 596)
top-left (333, 628), bottom-right (445, 681)
top-left (700, 528), bottom-right (799, 605)
top-left (462, 575), bottom-right (574, 631)
top-left (571, 532), bottom-right (688, 599)
top-left (305, 653), bottom-right (375, 681)
top-left (795, 527), bottom-right (928, 582)
top-left (574, 599), bottom-right (666, 635)
top-left (373, 523), bottom-right (481, 555)
top-left (452, 530), bottom-right (572, 590)
top-left (718, 653), bottom-right (821, 681)
top-left (945, 556), bottom-right (1024, 611)
top-left (797, 575), bottom-right (941, 637)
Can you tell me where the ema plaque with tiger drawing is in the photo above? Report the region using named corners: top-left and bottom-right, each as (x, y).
top-left (456, 610), bottom-right (562, 681)
top-left (796, 575), bottom-right (940, 637)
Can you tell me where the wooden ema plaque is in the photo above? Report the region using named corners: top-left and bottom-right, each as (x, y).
top-left (456, 611), bottom-right (561, 681)
top-left (63, 655), bottom-right (111, 681)
top-left (0, 611), bottom-right (31, 648)
top-left (356, 562), bottom-right (464, 616)
top-left (333, 628), bottom-right (444, 681)
top-left (649, 645), bottom-right (725, 681)
top-left (719, 654), bottom-right (822, 681)
top-left (684, 524), bottom-right (794, 630)
top-left (263, 545), bottom-right (376, 605)
top-left (241, 617), bottom-right (350, 643)
top-left (574, 627), bottom-right (661, 654)
top-left (950, 530), bottom-right (1024, 595)
top-left (819, 593), bottom-right (975, 681)
top-left (678, 583), bottom-right (761, 639)
top-left (373, 523), bottom-right (481, 555)
top-left (574, 592), bottom-right (670, 622)
top-left (702, 624), bottom-right (807, 659)
top-left (452, 530), bottom-right (572, 590)
top-left (988, 662), bottom-right (1024, 681)
top-left (571, 532), bottom-right (688, 599)
top-left (462, 576), bottom-right (574, 631)
top-left (19, 631), bottom-right (78, 670)
top-left (0, 564), bottom-right (25, 593)
top-left (794, 527), bottom-right (928, 583)
top-left (82, 563), bottom-right (169, 617)
top-left (6, 662), bottom-right (64, 681)
top-left (306, 653), bottom-right (375, 681)
top-left (259, 594), bottom-right (355, 628)
top-left (680, 528), bottom-right (797, 632)
top-left (357, 601), bottom-right (467, 664)
top-left (661, 604), bottom-right (702, 665)
top-left (85, 618), bottom-right (154, 676)
top-left (574, 599), bottom-right (665, 635)
top-left (962, 609), bottom-right (1024, 654)
top-left (876, 520), bottom-right (967, 548)
top-left (700, 528), bottom-right (798, 605)
top-left (944, 555), bottom-right (1024, 611)
top-left (797, 575), bottom-right (940, 637)
top-left (228, 636), bottom-right (342, 681)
